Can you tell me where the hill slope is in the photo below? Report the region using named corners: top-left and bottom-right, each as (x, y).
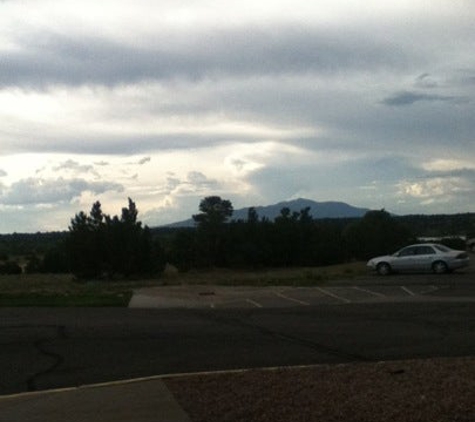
top-left (234, 198), bottom-right (369, 220)
top-left (166, 198), bottom-right (370, 227)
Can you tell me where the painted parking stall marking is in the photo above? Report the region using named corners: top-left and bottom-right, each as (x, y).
top-left (314, 287), bottom-right (352, 304)
top-left (352, 286), bottom-right (387, 298)
top-left (129, 282), bottom-right (460, 309)
top-left (245, 298), bottom-right (263, 308)
top-left (273, 290), bottom-right (310, 306)
top-left (401, 286), bottom-right (416, 296)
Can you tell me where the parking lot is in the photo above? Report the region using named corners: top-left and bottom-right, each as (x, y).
top-left (1, 260), bottom-right (473, 396)
top-left (130, 262), bottom-right (475, 309)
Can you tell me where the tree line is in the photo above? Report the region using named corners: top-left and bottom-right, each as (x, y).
top-left (21, 198), bottom-right (166, 279)
top-left (167, 196), bottom-right (415, 271)
top-left (1, 196), bottom-right (473, 278)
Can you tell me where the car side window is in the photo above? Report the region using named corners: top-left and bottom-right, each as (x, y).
top-left (416, 246), bottom-right (435, 255)
top-left (398, 247), bottom-right (416, 257)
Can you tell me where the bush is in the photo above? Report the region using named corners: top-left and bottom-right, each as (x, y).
top-left (25, 254), bottom-right (42, 273)
top-left (0, 261), bottom-right (22, 275)
top-left (440, 237), bottom-right (467, 250)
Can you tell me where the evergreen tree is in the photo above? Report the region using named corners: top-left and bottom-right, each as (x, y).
top-left (343, 209), bottom-right (413, 260)
top-left (67, 199), bottom-right (164, 279)
top-left (192, 196), bottom-right (233, 266)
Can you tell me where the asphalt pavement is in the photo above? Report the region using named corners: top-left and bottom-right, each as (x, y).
top-left (2, 299), bottom-right (475, 394)
top-left (129, 269), bottom-right (475, 309)
top-left (1, 268), bottom-right (474, 421)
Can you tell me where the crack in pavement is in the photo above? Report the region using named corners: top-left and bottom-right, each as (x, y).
top-left (28, 325), bottom-right (68, 392)
top-left (0, 324), bottom-right (68, 392)
top-left (27, 325), bottom-right (67, 392)
top-left (193, 310), bottom-right (371, 363)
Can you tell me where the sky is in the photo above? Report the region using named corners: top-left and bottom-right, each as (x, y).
top-left (1, 0), bottom-right (474, 233)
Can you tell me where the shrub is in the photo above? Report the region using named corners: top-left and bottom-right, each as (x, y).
top-left (0, 261), bottom-right (22, 275)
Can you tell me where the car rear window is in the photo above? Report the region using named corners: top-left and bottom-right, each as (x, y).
top-left (434, 245), bottom-right (450, 252)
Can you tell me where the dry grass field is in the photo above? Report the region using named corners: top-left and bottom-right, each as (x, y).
top-left (0, 261), bottom-right (367, 306)
top-left (0, 273), bottom-right (140, 306)
top-left (160, 261), bottom-right (367, 286)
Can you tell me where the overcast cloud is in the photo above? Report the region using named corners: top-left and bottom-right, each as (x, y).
top-left (0, 0), bottom-right (474, 233)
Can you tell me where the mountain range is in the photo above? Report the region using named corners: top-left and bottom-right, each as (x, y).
top-left (166, 198), bottom-right (370, 227)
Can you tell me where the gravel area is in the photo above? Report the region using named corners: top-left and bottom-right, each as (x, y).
top-left (165, 357), bottom-right (475, 422)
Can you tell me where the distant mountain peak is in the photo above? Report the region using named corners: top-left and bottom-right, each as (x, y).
top-left (236, 198), bottom-right (369, 220)
top-left (164, 198), bottom-right (370, 228)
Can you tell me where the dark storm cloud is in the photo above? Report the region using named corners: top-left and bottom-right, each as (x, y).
top-left (248, 155), bottom-right (421, 196)
top-left (414, 73), bottom-right (438, 89)
top-left (382, 91), bottom-right (457, 106)
top-left (3, 131), bottom-right (272, 155)
top-left (1, 26), bottom-right (411, 88)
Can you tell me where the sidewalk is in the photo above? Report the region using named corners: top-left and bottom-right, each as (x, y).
top-left (2, 358), bottom-right (474, 422)
top-left (0, 378), bottom-right (191, 422)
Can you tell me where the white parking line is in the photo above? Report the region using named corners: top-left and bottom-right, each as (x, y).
top-left (352, 286), bottom-right (387, 298)
top-left (274, 291), bottom-right (310, 306)
top-left (421, 285), bottom-right (440, 294)
top-left (245, 298), bottom-right (263, 308)
top-left (401, 286), bottom-right (416, 296)
top-left (315, 287), bottom-right (351, 303)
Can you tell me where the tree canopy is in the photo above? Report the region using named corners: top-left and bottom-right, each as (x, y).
top-left (192, 196), bottom-right (234, 228)
top-left (343, 209), bottom-right (414, 260)
top-left (67, 198), bottom-right (165, 279)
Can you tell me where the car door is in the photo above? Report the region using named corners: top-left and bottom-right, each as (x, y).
top-left (414, 246), bottom-right (436, 271)
top-left (392, 246), bottom-right (418, 271)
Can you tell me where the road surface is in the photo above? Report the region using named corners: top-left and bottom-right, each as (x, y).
top-left (1, 274), bottom-right (475, 395)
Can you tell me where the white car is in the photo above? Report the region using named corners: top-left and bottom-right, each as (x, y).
top-left (367, 243), bottom-right (470, 275)
top-left (467, 238), bottom-right (475, 252)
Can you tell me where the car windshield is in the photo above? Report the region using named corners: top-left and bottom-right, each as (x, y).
top-left (434, 244), bottom-right (450, 252)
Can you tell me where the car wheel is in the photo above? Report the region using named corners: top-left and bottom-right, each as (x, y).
top-left (377, 262), bottom-right (391, 276)
top-left (432, 260), bottom-right (448, 274)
